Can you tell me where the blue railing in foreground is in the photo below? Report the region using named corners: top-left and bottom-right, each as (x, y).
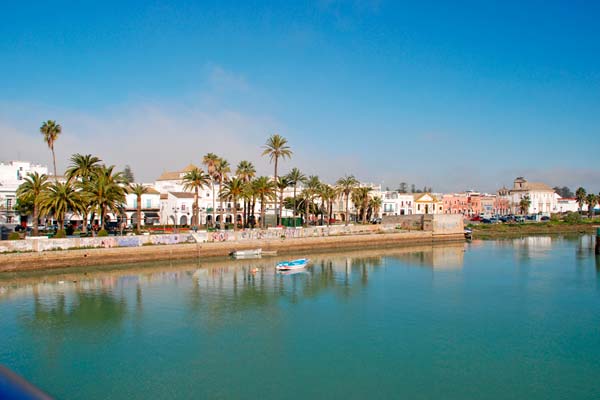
top-left (0, 365), bottom-right (52, 400)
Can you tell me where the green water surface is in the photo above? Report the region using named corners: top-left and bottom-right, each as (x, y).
top-left (1, 235), bottom-right (600, 399)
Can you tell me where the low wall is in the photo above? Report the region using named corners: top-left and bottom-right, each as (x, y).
top-left (0, 218), bottom-right (463, 255)
top-left (381, 215), bottom-right (424, 230)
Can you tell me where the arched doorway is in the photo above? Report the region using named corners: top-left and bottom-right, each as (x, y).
top-left (180, 215), bottom-right (188, 226)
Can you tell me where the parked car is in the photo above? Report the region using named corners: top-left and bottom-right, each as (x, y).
top-left (371, 218), bottom-right (382, 224)
top-left (470, 216), bottom-right (481, 222)
top-left (481, 218), bottom-right (492, 224)
top-left (515, 216), bottom-right (525, 223)
top-left (541, 216), bottom-right (550, 221)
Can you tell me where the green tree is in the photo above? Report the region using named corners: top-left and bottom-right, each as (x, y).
top-left (575, 187), bottom-right (587, 213)
top-left (519, 195), bottom-right (531, 215)
top-left (202, 153), bottom-right (220, 227)
top-left (252, 177), bottom-right (276, 228)
top-left (182, 167), bottom-right (210, 229)
top-left (221, 177), bottom-right (245, 230)
top-left (276, 176), bottom-right (290, 226)
top-left (66, 153), bottom-right (102, 233)
top-left (369, 196), bottom-right (383, 221)
top-left (586, 193), bottom-right (598, 218)
top-left (318, 184), bottom-right (338, 226)
top-left (214, 158), bottom-right (231, 229)
top-left (84, 165), bottom-right (127, 229)
top-left (129, 184), bottom-right (149, 233)
top-left (336, 175), bottom-right (359, 225)
top-left (262, 134), bottom-right (292, 225)
top-left (353, 186), bottom-right (372, 224)
top-left (39, 181), bottom-right (84, 235)
top-left (16, 172), bottom-right (50, 236)
top-left (122, 165), bottom-right (135, 184)
top-left (303, 176), bottom-right (321, 226)
top-left (236, 160), bottom-right (256, 228)
top-left (40, 120), bottom-right (62, 180)
top-left (285, 167), bottom-right (306, 227)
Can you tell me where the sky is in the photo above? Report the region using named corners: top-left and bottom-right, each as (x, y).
top-left (1, 0), bottom-right (599, 193)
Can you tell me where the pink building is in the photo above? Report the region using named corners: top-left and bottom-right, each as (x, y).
top-left (443, 192), bottom-right (482, 216)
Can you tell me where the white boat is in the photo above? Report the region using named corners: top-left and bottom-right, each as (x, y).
top-left (276, 258), bottom-right (310, 271)
top-left (230, 248), bottom-right (262, 258)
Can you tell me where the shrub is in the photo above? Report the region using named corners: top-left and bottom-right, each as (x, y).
top-left (98, 229), bottom-right (109, 237)
top-left (564, 212), bottom-right (581, 224)
top-left (8, 232), bottom-right (21, 240)
top-left (54, 229), bottom-right (67, 238)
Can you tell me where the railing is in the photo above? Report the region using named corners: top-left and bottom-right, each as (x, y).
top-left (0, 364), bottom-right (53, 399)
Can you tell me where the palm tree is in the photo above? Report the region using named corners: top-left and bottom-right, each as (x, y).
top-left (519, 195), bottom-right (531, 215)
top-left (39, 181), bottom-right (84, 234)
top-left (252, 177), bottom-right (276, 228)
top-left (16, 172), bottom-right (50, 236)
top-left (84, 165), bottom-right (127, 229)
top-left (129, 184), bottom-right (149, 233)
top-left (262, 134), bottom-right (292, 225)
top-left (221, 177), bottom-right (245, 230)
top-left (586, 193), bottom-right (598, 218)
top-left (303, 175), bottom-right (321, 227)
top-left (276, 176), bottom-right (290, 226)
top-left (182, 167), bottom-right (210, 229)
top-left (336, 175), bottom-right (359, 225)
top-left (318, 184), bottom-right (338, 226)
top-left (236, 160), bottom-right (256, 228)
top-left (353, 186), bottom-right (372, 224)
top-left (202, 153), bottom-right (220, 227)
top-left (40, 120), bottom-right (62, 180)
top-left (576, 187), bottom-right (587, 213)
top-left (285, 167), bottom-right (306, 227)
top-left (214, 158), bottom-right (231, 229)
top-left (369, 196), bottom-right (383, 222)
top-left (66, 153), bottom-right (102, 233)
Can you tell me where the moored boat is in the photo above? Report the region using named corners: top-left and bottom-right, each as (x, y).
top-left (276, 258), bottom-right (310, 271)
top-left (464, 228), bottom-right (472, 239)
top-left (230, 248), bottom-right (262, 258)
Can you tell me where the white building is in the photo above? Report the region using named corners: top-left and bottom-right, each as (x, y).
top-left (124, 187), bottom-right (161, 226)
top-left (0, 161), bottom-right (48, 224)
top-left (381, 191), bottom-right (413, 215)
top-left (505, 177), bottom-right (558, 215)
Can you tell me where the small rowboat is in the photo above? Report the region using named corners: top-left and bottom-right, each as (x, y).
top-left (276, 258), bottom-right (310, 271)
top-left (230, 248), bottom-right (262, 258)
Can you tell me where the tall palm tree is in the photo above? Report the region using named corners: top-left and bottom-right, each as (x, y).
top-left (575, 187), bottom-right (587, 213)
top-left (519, 195), bottom-right (531, 215)
top-left (129, 184), bottom-right (149, 233)
top-left (182, 167), bottom-right (210, 229)
top-left (84, 165), bottom-right (127, 229)
top-left (336, 175), bottom-right (359, 225)
top-left (276, 176), bottom-right (290, 226)
top-left (252, 176), bottom-right (276, 228)
top-left (285, 167), bottom-right (306, 227)
top-left (318, 184), bottom-right (338, 226)
top-left (66, 153), bottom-right (102, 233)
top-left (221, 177), bottom-right (245, 230)
top-left (262, 134), bottom-right (292, 225)
top-left (236, 160), bottom-right (256, 228)
top-left (40, 120), bottom-right (62, 180)
top-left (16, 172), bottom-right (50, 236)
top-left (303, 175), bottom-right (321, 227)
top-left (203, 153), bottom-right (220, 227)
top-left (353, 187), bottom-right (372, 224)
top-left (369, 196), bottom-right (383, 221)
top-left (39, 181), bottom-right (84, 233)
top-left (586, 193), bottom-right (598, 218)
top-left (214, 158), bottom-right (231, 229)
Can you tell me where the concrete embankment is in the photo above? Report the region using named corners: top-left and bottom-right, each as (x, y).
top-left (0, 231), bottom-right (464, 272)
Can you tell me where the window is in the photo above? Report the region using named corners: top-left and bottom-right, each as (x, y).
top-left (146, 199), bottom-right (152, 208)
top-left (181, 204), bottom-right (186, 211)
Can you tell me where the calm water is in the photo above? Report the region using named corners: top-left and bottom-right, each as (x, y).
top-left (1, 236), bottom-right (600, 399)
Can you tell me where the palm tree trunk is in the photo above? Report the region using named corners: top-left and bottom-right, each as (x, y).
top-left (305, 196), bottom-right (310, 227)
top-left (345, 194), bottom-right (349, 226)
top-left (233, 195), bottom-right (238, 231)
top-left (194, 188), bottom-right (199, 229)
top-left (260, 195), bottom-right (266, 229)
top-left (293, 185), bottom-right (297, 227)
top-left (81, 210), bottom-right (88, 234)
top-left (274, 157), bottom-right (278, 225)
top-left (137, 195), bottom-right (142, 233)
top-left (219, 177), bottom-right (224, 229)
top-left (33, 203), bottom-right (39, 236)
top-left (279, 188), bottom-right (284, 226)
top-left (51, 145), bottom-right (57, 181)
top-left (211, 180), bottom-right (216, 228)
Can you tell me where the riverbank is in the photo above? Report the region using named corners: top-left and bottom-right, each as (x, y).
top-left (0, 231), bottom-right (465, 272)
top-left (470, 222), bottom-right (599, 239)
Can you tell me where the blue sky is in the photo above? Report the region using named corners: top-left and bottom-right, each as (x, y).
top-left (1, 0), bottom-right (599, 192)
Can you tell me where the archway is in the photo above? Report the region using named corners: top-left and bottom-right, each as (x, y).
top-left (180, 215), bottom-right (188, 226)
